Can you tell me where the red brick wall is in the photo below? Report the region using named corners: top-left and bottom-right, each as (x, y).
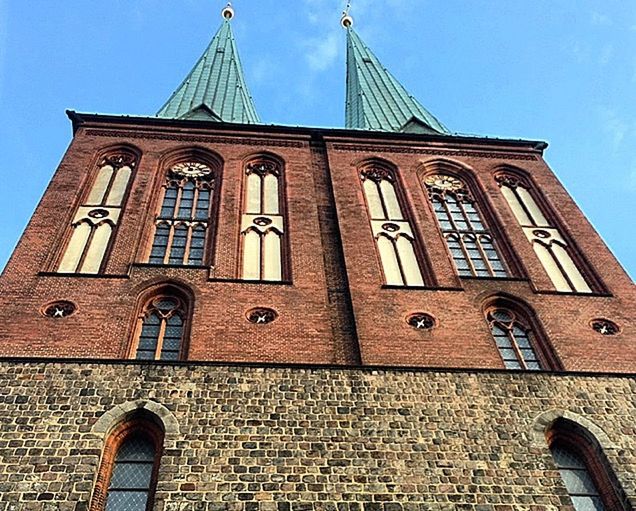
top-left (0, 117), bottom-right (633, 372)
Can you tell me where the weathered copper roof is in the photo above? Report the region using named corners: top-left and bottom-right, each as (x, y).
top-left (157, 19), bottom-right (260, 123)
top-left (345, 27), bottom-right (448, 134)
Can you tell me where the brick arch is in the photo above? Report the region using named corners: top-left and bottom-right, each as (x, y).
top-left (529, 409), bottom-right (616, 449)
top-left (240, 150), bottom-right (286, 168)
top-left (490, 163), bottom-right (535, 188)
top-left (158, 145), bottom-right (224, 170)
top-left (351, 155), bottom-right (399, 171)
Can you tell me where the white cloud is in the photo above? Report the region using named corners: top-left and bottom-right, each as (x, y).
top-left (629, 165), bottom-right (636, 192)
top-left (599, 44), bottom-right (613, 66)
top-left (599, 107), bottom-right (631, 150)
top-left (590, 11), bottom-right (612, 26)
top-left (305, 32), bottom-right (340, 71)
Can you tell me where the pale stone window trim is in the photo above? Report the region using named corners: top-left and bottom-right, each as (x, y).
top-left (240, 158), bottom-right (286, 281)
top-left (496, 172), bottom-right (592, 293)
top-left (360, 163), bottom-right (425, 287)
top-left (57, 151), bottom-right (137, 274)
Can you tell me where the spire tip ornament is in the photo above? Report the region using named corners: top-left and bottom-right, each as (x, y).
top-left (341, 13), bottom-right (353, 28)
top-left (341, 1), bottom-right (353, 28)
top-left (221, 2), bottom-right (234, 20)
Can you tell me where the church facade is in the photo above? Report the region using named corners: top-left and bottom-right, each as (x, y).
top-left (0, 6), bottom-right (634, 511)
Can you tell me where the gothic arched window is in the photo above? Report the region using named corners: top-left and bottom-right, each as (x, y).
top-left (240, 158), bottom-right (286, 281)
top-left (547, 419), bottom-right (631, 511)
top-left (424, 174), bottom-right (507, 278)
top-left (132, 293), bottom-right (188, 361)
top-left (149, 161), bottom-right (217, 266)
top-left (484, 297), bottom-right (560, 371)
top-left (487, 307), bottom-right (542, 370)
top-left (91, 418), bottom-right (163, 511)
top-left (495, 172), bottom-right (593, 293)
top-left (58, 150), bottom-right (138, 274)
top-left (360, 163), bottom-right (424, 286)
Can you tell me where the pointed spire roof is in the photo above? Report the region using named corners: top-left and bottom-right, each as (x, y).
top-left (157, 7), bottom-right (260, 124)
top-left (345, 25), bottom-right (448, 134)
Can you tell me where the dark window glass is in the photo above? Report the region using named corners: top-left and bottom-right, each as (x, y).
top-left (135, 297), bottom-right (186, 361)
top-left (425, 175), bottom-right (507, 278)
top-left (551, 444), bottom-right (606, 511)
top-left (105, 434), bottom-right (156, 511)
top-left (149, 166), bottom-right (214, 266)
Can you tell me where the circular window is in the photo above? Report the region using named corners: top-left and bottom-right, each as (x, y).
top-left (88, 208), bottom-right (109, 219)
top-left (381, 222), bottom-right (400, 233)
top-left (253, 217), bottom-right (273, 227)
top-left (247, 308), bottom-right (278, 325)
top-left (406, 313), bottom-right (436, 330)
top-left (532, 229), bottom-right (551, 239)
top-left (590, 318), bottom-right (620, 336)
top-left (42, 301), bottom-right (77, 319)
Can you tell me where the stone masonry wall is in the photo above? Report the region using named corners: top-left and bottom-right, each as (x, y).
top-left (0, 360), bottom-right (634, 510)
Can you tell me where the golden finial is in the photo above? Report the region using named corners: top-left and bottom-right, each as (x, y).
top-left (340, 1), bottom-right (353, 28)
top-left (221, 2), bottom-right (235, 20)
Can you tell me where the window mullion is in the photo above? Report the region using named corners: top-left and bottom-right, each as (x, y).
top-left (377, 181), bottom-right (390, 220)
top-left (155, 317), bottom-right (167, 360)
top-left (76, 224), bottom-right (97, 273)
top-left (162, 224), bottom-right (176, 265)
top-left (508, 326), bottom-right (528, 369)
top-left (513, 188), bottom-right (538, 227)
top-left (475, 235), bottom-right (495, 276)
top-left (183, 224), bottom-right (194, 264)
top-left (547, 245), bottom-right (577, 292)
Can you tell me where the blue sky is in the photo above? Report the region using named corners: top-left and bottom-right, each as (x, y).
top-left (0, 1), bottom-right (634, 279)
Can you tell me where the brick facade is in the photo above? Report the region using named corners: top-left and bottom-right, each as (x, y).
top-left (0, 115), bottom-right (633, 371)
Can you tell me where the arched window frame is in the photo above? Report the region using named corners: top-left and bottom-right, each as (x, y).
top-left (90, 416), bottom-right (164, 511)
top-left (420, 165), bottom-right (517, 279)
top-left (239, 155), bottom-right (289, 282)
top-left (546, 418), bottom-right (631, 511)
top-left (147, 157), bottom-right (220, 267)
top-left (129, 285), bottom-right (193, 361)
top-left (494, 169), bottom-right (603, 294)
top-left (483, 296), bottom-right (561, 371)
top-left (358, 161), bottom-right (432, 287)
top-left (57, 147), bottom-right (139, 274)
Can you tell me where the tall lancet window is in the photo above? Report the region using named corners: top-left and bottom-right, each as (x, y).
top-left (240, 158), bottom-right (286, 281)
top-left (58, 150), bottom-right (137, 274)
top-left (424, 174), bottom-right (508, 278)
top-left (148, 162), bottom-right (216, 266)
top-left (360, 164), bottom-right (424, 286)
top-left (495, 172), bottom-right (593, 293)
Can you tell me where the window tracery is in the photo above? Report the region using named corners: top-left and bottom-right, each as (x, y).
top-left (487, 307), bottom-right (542, 370)
top-left (360, 164), bottom-right (424, 286)
top-left (58, 150), bottom-right (137, 274)
top-left (240, 159), bottom-right (286, 281)
top-left (424, 174), bottom-right (507, 278)
top-left (149, 161), bottom-right (216, 266)
top-left (133, 295), bottom-right (188, 361)
top-left (495, 171), bottom-right (592, 293)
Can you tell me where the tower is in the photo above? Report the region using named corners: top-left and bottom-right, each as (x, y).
top-left (0, 5), bottom-right (634, 510)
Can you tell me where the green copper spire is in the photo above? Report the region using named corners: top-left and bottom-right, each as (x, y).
top-left (344, 20), bottom-right (448, 134)
top-left (157, 5), bottom-right (260, 123)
